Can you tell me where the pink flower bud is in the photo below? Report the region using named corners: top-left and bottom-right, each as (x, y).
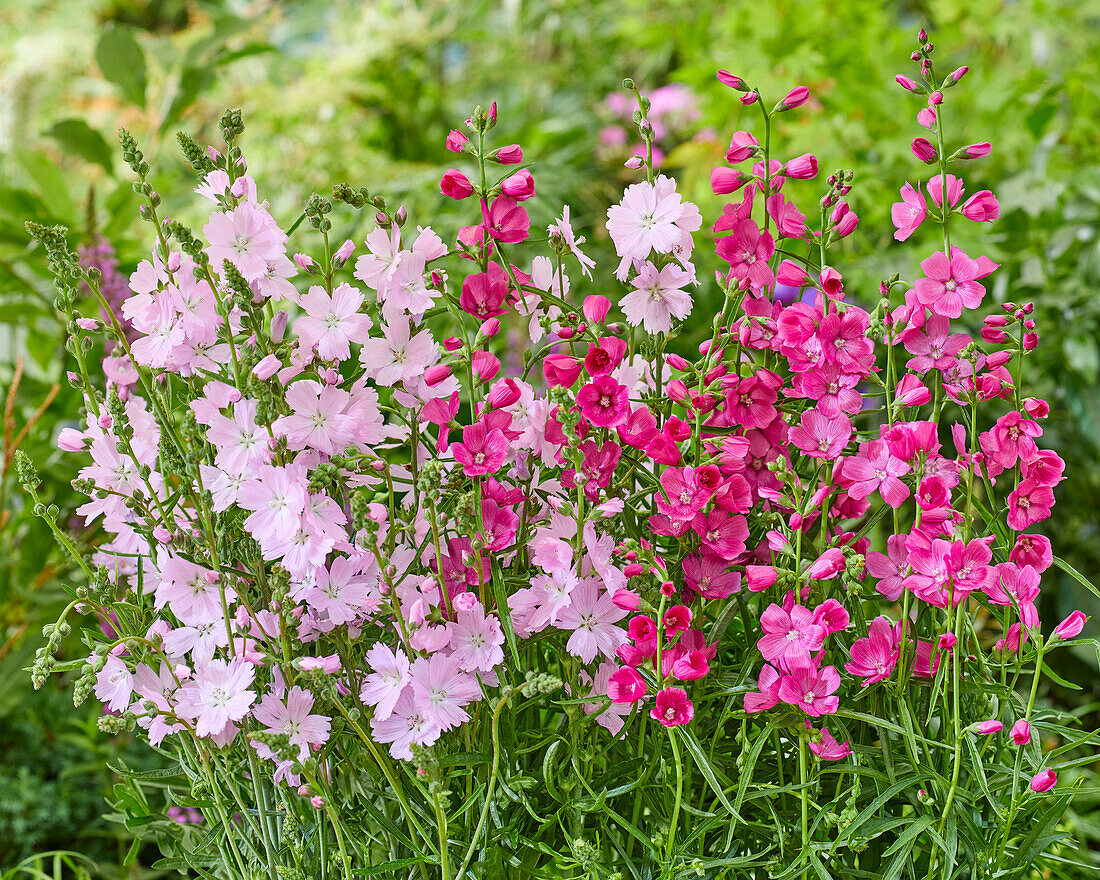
top-left (807, 547), bottom-right (845, 580)
top-left (981, 326), bottom-right (1009, 344)
top-left (583, 295), bottom-right (611, 324)
top-left (819, 266), bottom-right (844, 298)
top-left (543, 353), bottom-right (583, 388)
top-left (624, 156), bottom-right (644, 169)
top-left (778, 86), bottom-right (809, 110)
top-left (481, 318), bottom-right (502, 338)
top-left (472, 350), bottom-right (501, 382)
top-left (501, 169), bottom-right (535, 201)
top-left (777, 259), bottom-right (810, 287)
top-left (310, 796), bottom-right (326, 808)
top-left (1030, 770), bottom-right (1057, 793)
top-left (784, 153), bottom-right (818, 179)
top-left (252, 354), bottom-right (280, 380)
top-left (443, 336), bottom-right (464, 351)
top-left (962, 190), bottom-right (1000, 222)
top-left (895, 74), bottom-right (920, 92)
top-left (440, 169), bottom-right (474, 199)
top-left (1053, 610), bottom-right (1087, 641)
top-left (895, 373), bottom-right (931, 406)
top-left (446, 130), bottom-right (469, 152)
top-left (1023, 332), bottom-right (1039, 350)
top-left (961, 142), bottom-right (992, 159)
top-left (911, 137), bottom-right (938, 163)
top-left (711, 167), bottom-right (747, 194)
top-left (740, 91), bottom-right (759, 106)
top-left (835, 210), bottom-right (859, 237)
top-left (974, 720), bottom-right (1003, 735)
top-left (725, 131), bottom-right (759, 163)
top-left (950, 66), bottom-right (968, 83)
top-left (334, 238), bottom-right (355, 264)
top-left (293, 253), bottom-right (315, 272)
top-left (1023, 397), bottom-right (1050, 419)
top-left (612, 589), bottom-right (641, 610)
top-left (716, 70), bottom-right (748, 90)
top-left (491, 144), bottom-right (523, 165)
top-left (424, 364), bottom-right (453, 386)
top-left (927, 91), bottom-right (943, 106)
top-left (486, 378), bottom-right (521, 409)
top-left (1011, 719), bottom-right (1031, 745)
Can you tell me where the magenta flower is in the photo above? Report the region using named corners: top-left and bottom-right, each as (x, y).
top-left (757, 603), bottom-right (826, 670)
top-left (717, 219), bottom-right (776, 287)
top-left (1011, 719), bottom-right (1032, 745)
top-left (440, 169), bottom-right (474, 199)
top-left (651, 687), bottom-right (694, 727)
top-left (845, 617), bottom-right (900, 687)
top-left (974, 720), bottom-right (1004, 735)
top-left (577, 375), bottom-right (631, 428)
top-left (460, 262), bottom-right (511, 322)
top-left (1007, 479), bottom-right (1055, 531)
top-left (1030, 770), bottom-right (1058, 793)
top-left (789, 408), bottom-right (851, 459)
top-left (607, 667), bottom-right (647, 704)
top-left (962, 190), bottom-right (1000, 222)
top-left (807, 725), bottom-right (850, 761)
top-left (744, 664), bottom-right (782, 713)
top-left (777, 664), bottom-right (841, 716)
top-left (480, 195), bottom-right (530, 243)
top-left (913, 248), bottom-right (997, 319)
top-left (451, 421), bottom-right (509, 477)
top-left (841, 440), bottom-right (911, 508)
top-left (1053, 610), bottom-right (1087, 641)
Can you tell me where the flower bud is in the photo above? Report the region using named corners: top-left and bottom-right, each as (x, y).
top-left (949, 66), bottom-right (969, 83)
top-left (1030, 770), bottom-right (1057, 793)
top-left (911, 138), bottom-right (938, 164)
top-left (501, 169), bottom-right (535, 201)
top-left (666, 353), bottom-right (691, 372)
top-left (583, 295), bottom-right (611, 324)
top-left (961, 190), bottom-right (1000, 222)
top-left (491, 144), bottom-right (523, 165)
top-left (784, 153), bottom-right (818, 179)
top-left (927, 91), bottom-right (943, 106)
top-left (1052, 610), bottom-right (1087, 641)
top-left (973, 719), bottom-right (1003, 735)
top-left (711, 167), bottom-right (747, 194)
top-left (424, 364), bottom-right (453, 386)
top-left (440, 169), bottom-right (474, 199)
top-left (960, 142), bottom-right (992, 159)
top-left (1010, 719), bottom-right (1031, 745)
top-left (486, 378), bottom-right (521, 409)
top-left (446, 130), bottom-right (469, 152)
top-left (612, 589), bottom-right (642, 610)
top-left (1023, 397), bottom-right (1050, 418)
top-left (725, 131), bottom-right (760, 163)
top-left (716, 70), bottom-right (748, 90)
top-left (740, 91), bottom-right (759, 106)
top-left (895, 74), bottom-right (921, 92)
top-left (777, 86), bottom-right (809, 111)
top-left (253, 353), bottom-right (280, 380)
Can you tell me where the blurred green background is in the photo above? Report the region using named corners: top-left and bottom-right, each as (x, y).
top-left (2, 0), bottom-right (1099, 873)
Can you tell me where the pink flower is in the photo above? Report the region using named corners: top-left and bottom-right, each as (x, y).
top-left (501, 169), bottom-right (536, 201)
top-left (683, 551), bottom-right (742, 598)
top-left (1030, 770), bottom-right (1058, 793)
top-left (711, 167), bottom-right (747, 194)
top-left (913, 248), bottom-right (997, 318)
top-left (203, 202), bottom-right (287, 283)
top-left (480, 196), bottom-right (530, 243)
top-left (757, 603), bottom-right (826, 670)
top-left (962, 190), bottom-right (1000, 222)
top-left (1010, 533), bottom-right (1053, 572)
top-left (607, 667), bottom-right (647, 703)
top-left (808, 725), bottom-right (850, 761)
top-left (777, 664), bottom-right (841, 716)
top-left (789, 408), bottom-right (851, 459)
top-left (784, 153), bottom-right (818, 179)
top-left (440, 169), bottom-right (474, 199)
top-left (295, 283), bottom-right (373, 362)
top-left (252, 686), bottom-right (331, 761)
top-left (409, 653), bottom-right (482, 732)
top-left (555, 576), bottom-right (628, 663)
top-left (745, 664), bottom-right (783, 713)
top-left (620, 260), bottom-right (695, 333)
top-left (460, 262), bottom-right (512, 322)
top-left (974, 720), bottom-right (1003, 735)
top-left (370, 690), bottom-right (441, 760)
top-left (360, 644), bottom-right (411, 722)
top-left (606, 175), bottom-right (701, 263)
top-left (1053, 611), bottom-right (1087, 641)
top-left (451, 421), bottom-right (509, 477)
top-left (176, 658), bottom-right (257, 738)
top-left (274, 381), bottom-right (353, 456)
top-left (1007, 480), bottom-right (1055, 531)
top-left (716, 219), bottom-right (776, 287)
top-left (94, 654), bottom-right (134, 713)
top-left (724, 130), bottom-right (759, 162)
top-left (577, 375), bottom-right (631, 428)
top-left (1011, 719), bottom-right (1032, 745)
top-left (778, 86), bottom-right (809, 110)
top-left (841, 440), bottom-right (911, 508)
top-left (911, 138), bottom-right (937, 164)
top-left (651, 687), bottom-right (694, 727)
top-left (902, 314), bottom-right (969, 374)
top-left (449, 602), bottom-right (505, 672)
top-left (360, 318), bottom-right (439, 387)
top-left (845, 617), bottom-right (900, 686)
top-left (807, 548), bottom-right (846, 580)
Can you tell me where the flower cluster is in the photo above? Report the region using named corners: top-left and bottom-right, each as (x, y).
top-left (22, 33), bottom-right (1094, 879)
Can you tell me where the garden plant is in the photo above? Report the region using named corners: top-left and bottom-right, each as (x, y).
top-left (17, 26), bottom-right (1100, 880)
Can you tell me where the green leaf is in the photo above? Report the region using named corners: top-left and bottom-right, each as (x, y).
top-left (95, 26), bottom-right (147, 108)
top-left (353, 858), bottom-right (437, 876)
top-left (14, 150), bottom-right (73, 220)
top-left (677, 726), bottom-right (741, 818)
top-left (1052, 555), bottom-right (1100, 604)
top-left (45, 119), bottom-right (114, 171)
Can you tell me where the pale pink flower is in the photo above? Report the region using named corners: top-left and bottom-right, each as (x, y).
top-left (449, 602), bottom-right (505, 673)
top-left (176, 658), bottom-right (256, 738)
top-left (253, 686), bottom-right (331, 761)
top-left (274, 381), bottom-right (354, 456)
top-left (409, 653), bottom-right (483, 732)
top-left (606, 175), bottom-right (701, 264)
top-left (620, 260), bottom-right (694, 333)
top-left (360, 643), bottom-right (411, 722)
top-left (369, 690), bottom-right (441, 760)
top-left (295, 284), bottom-right (373, 362)
top-left (360, 318), bottom-right (438, 387)
top-left (94, 653), bottom-right (134, 713)
top-left (204, 202), bottom-right (287, 283)
top-left (554, 576), bottom-right (628, 663)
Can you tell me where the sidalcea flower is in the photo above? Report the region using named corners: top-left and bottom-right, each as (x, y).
top-left (913, 248), bottom-right (998, 319)
top-left (651, 687), bottom-right (694, 727)
top-left (576, 375), bottom-right (631, 428)
top-left (607, 666), bottom-right (647, 704)
top-left (554, 577), bottom-right (628, 663)
top-left (620, 260), bottom-right (695, 333)
top-left (716, 219), bottom-right (776, 287)
top-left (973, 720), bottom-right (1004, 735)
top-left (1030, 770), bottom-right (1058, 793)
top-left (845, 617), bottom-right (900, 686)
top-left (807, 725), bottom-right (850, 761)
top-left (175, 658), bottom-right (257, 738)
top-left (1011, 719), bottom-right (1032, 745)
top-left (451, 421), bottom-right (510, 477)
top-left (1052, 611), bottom-right (1087, 641)
top-left (757, 603), bottom-right (826, 670)
top-left (606, 175), bottom-right (701, 264)
top-left (777, 664), bottom-right (841, 716)
top-left (252, 686), bottom-right (331, 762)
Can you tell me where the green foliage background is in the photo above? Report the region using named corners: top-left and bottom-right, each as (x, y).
top-left (1, 0), bottom-right (1098, 872)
